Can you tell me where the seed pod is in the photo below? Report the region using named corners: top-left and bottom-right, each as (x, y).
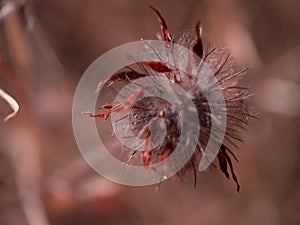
top-left (87, 5), bottom-right (256, 192)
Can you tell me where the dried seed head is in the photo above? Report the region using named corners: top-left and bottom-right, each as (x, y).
top-left (87, 6), bottom-right (255, 192)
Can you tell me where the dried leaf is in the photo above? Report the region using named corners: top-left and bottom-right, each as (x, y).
top-left (0, 88), bottom-right (19, 122)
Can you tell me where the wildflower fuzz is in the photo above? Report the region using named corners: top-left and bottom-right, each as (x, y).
top-left (85, 6), bottom-right (255, 192)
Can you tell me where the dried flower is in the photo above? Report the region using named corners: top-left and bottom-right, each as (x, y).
top-left (85, 6), bottom-right (255, 192)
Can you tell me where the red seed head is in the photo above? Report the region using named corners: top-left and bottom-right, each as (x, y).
top-left (87, 6), bottom-right (256, 192)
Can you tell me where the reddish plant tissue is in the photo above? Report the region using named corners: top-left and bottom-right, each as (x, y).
top-left (86, 6), bottom-right (255, 192)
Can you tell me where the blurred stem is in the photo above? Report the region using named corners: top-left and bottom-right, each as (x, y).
top-left (2, 2), bottom-right (50, 225)
top-left (4, 2), bottom-right (32, 79)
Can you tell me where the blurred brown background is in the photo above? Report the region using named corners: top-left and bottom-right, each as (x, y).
top-left (0, 0), bottom-right (300, 225)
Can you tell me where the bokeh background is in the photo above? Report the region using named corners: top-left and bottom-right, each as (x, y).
top-left (0, 0), bottom-right (300, 225)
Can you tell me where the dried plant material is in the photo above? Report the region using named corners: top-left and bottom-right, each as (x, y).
top-left (85, 5), bottom-right (256, 192)
top-left (0, 88), bottom-right (19, 122)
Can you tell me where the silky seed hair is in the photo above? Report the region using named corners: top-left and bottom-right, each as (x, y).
top-left (86, 5), bottom-right (255, 192)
